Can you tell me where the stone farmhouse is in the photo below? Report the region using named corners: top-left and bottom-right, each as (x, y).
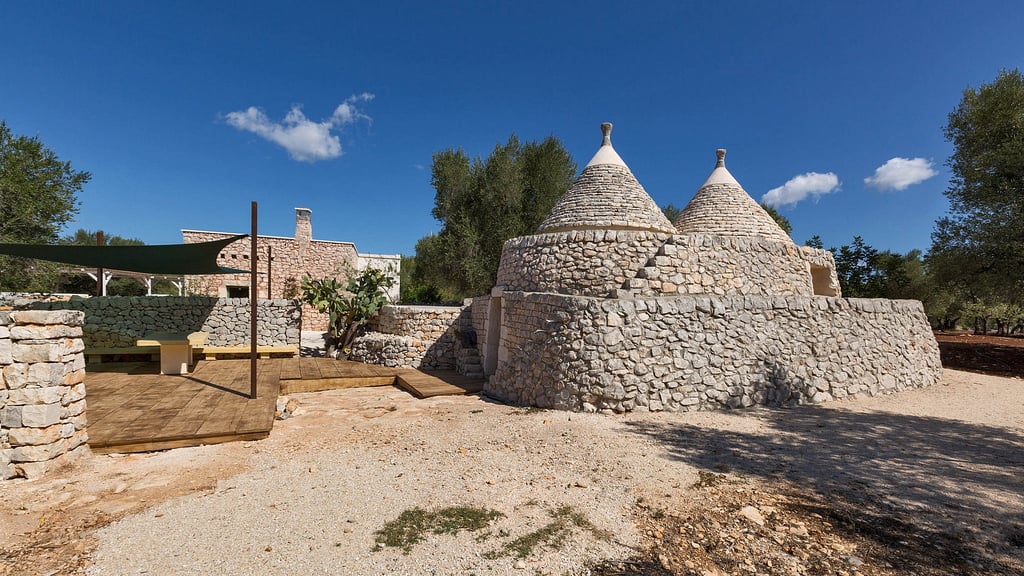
top-left (463, 123), bottom-right (942, 412)
top-left (182, 208), bottom-right (400, 331)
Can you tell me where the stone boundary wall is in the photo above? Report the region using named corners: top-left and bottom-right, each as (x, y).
top-left (350, 305), bottom-right (484, 376)
top-left (1, 310), bottom-right (89, 480)
top-left (488, 292), bottom-right (942, 413)
top-left (369, 305), bottom-right (464, 341)
top-left (352, 305), bottom-right (469, 370)
top-left (29, 297), bottom-right (301, 347)
top-left (348, 333), bottom-right (450, 369)
top-left (627, 235), bottom-right (814, 297)
top-left (496, 230), bottom-right (671, 297)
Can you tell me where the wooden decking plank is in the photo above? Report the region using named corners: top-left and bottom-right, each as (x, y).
top-left (279, 358), bottom-right (302, 380)
top-left (395, 369), bottom-right (485, 399)
top-left (85, 356), bottom-right (483, 454)
top-left (298, 358), bottom-right (323, 381)
top-left (315, 358), bottom-right (344, 379)
top-left (280, 375), bottom-right (396, 395)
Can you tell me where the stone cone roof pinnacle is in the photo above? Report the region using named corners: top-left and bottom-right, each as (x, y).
top-left (673, 149), bottom-right (793, 243)
top-left (536, 123), bottom-right (676, 234)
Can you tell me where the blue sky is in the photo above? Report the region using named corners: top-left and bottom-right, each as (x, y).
top-left (2, 1), bottom-right (1021, 256)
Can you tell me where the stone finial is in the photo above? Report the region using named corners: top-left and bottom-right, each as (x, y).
top-left (716, 149), bottom-right (726, 168)
top-left (601, 122), bottom-right (613, 146)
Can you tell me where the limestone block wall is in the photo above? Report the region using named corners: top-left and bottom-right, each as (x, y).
top-left (369, 305), bottom-right (464, 341)
top-left (496, 230), bottom-right (671, 297)
top-left (487, 292), bottom-right (941, 413)
top-left (627, 235), bottom-right (814, 297)
top-left (350, 305), bottom-right (469, 370)
top-left (30, 297), bottom-right (301, 347)
top-left (1, 310), bottom-right (88, 480)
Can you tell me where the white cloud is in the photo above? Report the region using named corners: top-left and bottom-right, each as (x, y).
top-left (225, 93), bottom-right (374, 162)
top-left (761, 172), bottom-right (841, 208)
top-left (864, 157), bottom-right (937, 191)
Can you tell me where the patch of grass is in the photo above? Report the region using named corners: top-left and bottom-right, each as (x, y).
top-left (373, 506), bottom-right (505, 554)
top-left (484, 505), bottom-right (611, 559)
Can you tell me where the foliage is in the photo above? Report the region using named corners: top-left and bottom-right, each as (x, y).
top-left (482, 505), bottom-right (611, 560)
top-left (931, 68), bottom-right (1024, 306)
top-left (400, 253), bottom-right (446, 304)
top-left (0, 121), bottom-right (90, 291)
top-left (805, 235), bottom-right (824, 249)
top-left (413, 133), bottom-right (577, 299)
top-left (373, 506), bottom-right (504, 554)
top-left (760, 202), bottom-right (793, 235)
top-left (57, 228), bottom-right (149, 295)
top-left (832, 236), bottom-right (884, 297)
top-left (280, 276), bottom-right (300, 300)
top-left (300, 267), bottom-right (395, 357)
top-left (661, 203), bottom-right (683, 223)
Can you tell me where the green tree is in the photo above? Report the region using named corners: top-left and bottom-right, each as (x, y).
top-left (931, 68), bottom-right (1024, 306)
top-left (661, 203), bottom-right (683, 223)
top-left (58, 229), bottom-right (154, 296)
top-left (760, 203), bottom-right (793, 235)
top-left (399, 254), bottom-right (444, 304)
top-left (300, 268), bottom-right (395, 359)
top-left (0, 121), bottom-right (90, 291)
top-left (414, 134), bottom-right (577, 299)
top-left (805, 235), bottom-right (824, 249)
top-left (833, 236), bottom-right (883, 297)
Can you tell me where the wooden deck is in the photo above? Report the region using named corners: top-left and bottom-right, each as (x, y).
top-left (85, 359), bottom-right (280, 454)
top-left (85, 358), bottom-right (485, 454)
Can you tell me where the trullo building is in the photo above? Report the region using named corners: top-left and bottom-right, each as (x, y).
top-left (471, 123), bottom-right (941, 412)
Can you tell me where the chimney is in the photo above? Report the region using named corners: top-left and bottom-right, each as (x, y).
top-left (295, 208), bottom-right (312, 257)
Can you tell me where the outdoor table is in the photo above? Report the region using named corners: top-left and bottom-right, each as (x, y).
top-left (137, 332), bottom-right (192, 375)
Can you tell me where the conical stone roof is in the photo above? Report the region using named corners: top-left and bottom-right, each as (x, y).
top-left (673, 150), bottom-right (793, 243)
top-left (536, 123), bottom-right (676, 234)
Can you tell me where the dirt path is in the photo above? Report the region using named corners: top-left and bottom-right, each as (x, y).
top-left (2, 368), bottom-right (1022, 575)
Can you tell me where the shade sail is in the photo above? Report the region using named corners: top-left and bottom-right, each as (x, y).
top-left (0, 234), bottom-right (250, 275)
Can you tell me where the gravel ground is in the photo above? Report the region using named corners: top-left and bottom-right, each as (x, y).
top-left (2, 368), bottom-right (1022, 576)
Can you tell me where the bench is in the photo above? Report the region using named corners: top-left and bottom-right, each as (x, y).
top-left (84, 346), bottom-right (161, 364)
top-left (195, 345), bottom-right (299, 360)
top-left (136, 332), bottom-right (209, 375)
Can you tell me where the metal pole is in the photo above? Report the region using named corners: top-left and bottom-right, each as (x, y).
top-left (267, 245), bottom-right (272, 299)
top-left (96, 231), bottom-right (105, 296)
top-left (250, 202), bottom-right (258, 399)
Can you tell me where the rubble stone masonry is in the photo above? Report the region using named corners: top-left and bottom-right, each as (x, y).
top-left (1, 310), bottom-right (89, 480)
top-left (486, 292), bottom-right (941, 413)
top-left (30, 297), bottom-right (301, 347)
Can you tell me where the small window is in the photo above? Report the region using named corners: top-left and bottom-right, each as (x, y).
top-left (227, 286), bottom-right (250, 298)
top-left (810, 265), bottom-right (839, 297)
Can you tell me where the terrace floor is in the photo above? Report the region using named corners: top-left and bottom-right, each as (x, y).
top-left (85, 358), bottom-right (485, 454)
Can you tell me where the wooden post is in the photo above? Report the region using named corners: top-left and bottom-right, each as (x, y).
top-left (267, 245), bottom-right (272, 299)
top-left (96, 231), bottom-right (105, 296)
top-left (250, 202), bottom-right (258, 400)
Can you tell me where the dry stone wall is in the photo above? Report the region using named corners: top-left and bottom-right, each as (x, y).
top-left (496, 230), bottom-right (671, 297)
top-left (1, 310), bottom-right (89, 480)
top-left (627, 235), bottom-right (814, 297)
top-left (350, 305), bottom-right (479, 372)
top-left (537, 163), bottom-right (676, 234)
top-left (488, 292), bottom-right (941, 413)
top-left (29, 297), bottom-right (300, 347)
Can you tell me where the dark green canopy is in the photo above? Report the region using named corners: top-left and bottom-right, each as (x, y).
top-left (0, 234), bottom-right (250, 275)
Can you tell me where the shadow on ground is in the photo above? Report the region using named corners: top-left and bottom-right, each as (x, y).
top-left (625, 406), bottom-right (1024, 573)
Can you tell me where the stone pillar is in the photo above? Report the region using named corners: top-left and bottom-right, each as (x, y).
top-left (1, 310), bottom-right (88, 480)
